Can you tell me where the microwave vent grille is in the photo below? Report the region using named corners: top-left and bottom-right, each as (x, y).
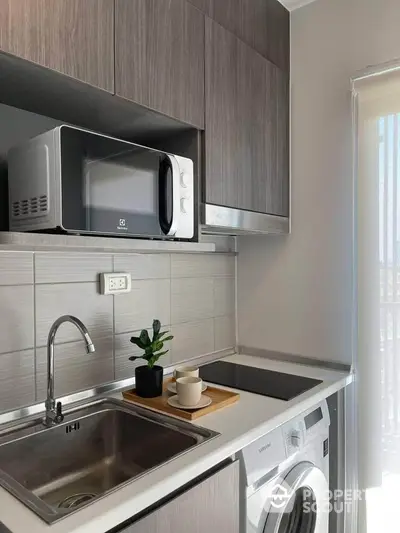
top-left (12, 195), bottom-right (49, 219)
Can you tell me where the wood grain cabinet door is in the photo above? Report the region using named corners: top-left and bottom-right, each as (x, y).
top-left (205, 18), bottom-right (289, 217)
top-left (0, 0), bottom-right (114, 92)
top-left (115, 0), bottom-right (205, 129)
top-left (118, 462), bottom-right (240, 533)
top-left (264, 0), bottom-right (290, 73)
top-left (272, 65), bottom-right (290, 217)
top-left (204, 18), bottom-right (240, 209)
top-left (188, 0), bottom-right (289, 71)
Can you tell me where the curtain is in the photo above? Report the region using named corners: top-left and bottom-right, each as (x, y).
top-left (354, 69), bottom-right (400, 533)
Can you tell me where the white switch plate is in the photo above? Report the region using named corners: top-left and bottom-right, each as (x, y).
top-left (100, 273), bottom-right (132, 295)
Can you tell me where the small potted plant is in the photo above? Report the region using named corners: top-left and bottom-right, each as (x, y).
top-left (129, 319), bottom-right (173, 398)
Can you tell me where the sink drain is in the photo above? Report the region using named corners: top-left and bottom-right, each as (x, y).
top-left (58, 492), bottom-right (97, 509)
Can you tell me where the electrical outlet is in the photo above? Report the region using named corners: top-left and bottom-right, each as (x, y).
top-left (100, 273), bottom-right (132, 295)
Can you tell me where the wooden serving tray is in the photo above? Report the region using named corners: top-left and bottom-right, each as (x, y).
top-left (122, 377), bottom-right (239, 421)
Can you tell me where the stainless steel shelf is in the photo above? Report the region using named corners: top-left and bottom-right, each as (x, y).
top-left (0, 232), bottom-right (215, 254)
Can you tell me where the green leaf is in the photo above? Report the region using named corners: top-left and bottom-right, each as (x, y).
top-left (142, 346), bottom-right (154, 362)
top-left (139, 329), bottom-right (151, 347)
top-left (147, 353), bottom-right (159, 369)
top-left (152, 319), bottom-right (161, 341)
top-left (128, 355), bottom-right (143, 361)
top-left (129, 323), bottom-right (172, 367)
top-left (130, 336), bottom-right (146, 349)
top-left (153, 341), bottom-right (164, 352)
top-left (148, 349), bottom-right (169, 369)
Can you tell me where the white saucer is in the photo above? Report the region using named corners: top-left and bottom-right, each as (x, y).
top-left (167, 394), bottom-right (212, 410)
top-left (167, 382), bottom-right (207, 394)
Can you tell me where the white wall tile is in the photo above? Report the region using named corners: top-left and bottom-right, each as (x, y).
top-left (35, 283), bottom-right (113, 346)
top-left (114, 330), bottom-right (173, 381)
top-left (171, 278), bottom-right (214, 324)
top-left (35, 253), bottom-right (112, 283)
top-left (0, 247), bottom-right (236, 404)
top-left (36, 337), bottom-right (113, 400)
top-left (114, 254), bottom-right (170, 280)
top-left (215, 315), bottom-right (236, 351)
top-left (171, 319), bottom-right (215, 363)
top-left (214, 278), bottom-right (236, 317)
top-left (0, 251), bottom-right (33, 285)
top-left (0, 349), bottom-right (35, 413)
top-left (171, 254), bottom-right (235, 278)
top-left (212, 255), bottom-right (236, 277)
top-left (114, 279), bottom-right (170, 334)
top-left (0, 285), bottom-right (34, 354)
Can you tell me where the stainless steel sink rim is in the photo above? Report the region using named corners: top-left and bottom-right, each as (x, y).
top-left (0, 398), bottom-right (219, 524)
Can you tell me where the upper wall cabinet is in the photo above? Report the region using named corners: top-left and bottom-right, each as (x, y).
top-left (204, 18), bottom-right (289, 217)
top-left (115, 0), bottom-right (205, 129)
top-left (264, 0), bottom-right (290, 73)
top-left (0, 0), bottom-right (114, 92)
top-left (273, 66), bottom-right (290, 217)
top-left (188, 0), bottom-right (289, 71)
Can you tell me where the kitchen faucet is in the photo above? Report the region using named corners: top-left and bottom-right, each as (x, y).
top-left (44, 315), bottom-right (96, 427)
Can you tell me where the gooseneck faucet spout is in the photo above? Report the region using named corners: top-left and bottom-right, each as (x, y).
top-left (44, 315), bottom-right (96, 427)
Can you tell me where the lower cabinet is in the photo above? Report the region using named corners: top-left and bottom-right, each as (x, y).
top-left (115, 461), bottom-right (240, 533)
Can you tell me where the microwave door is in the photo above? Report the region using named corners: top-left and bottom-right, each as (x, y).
top-left (159, 155), bottom-right (180, 236)
top-left (83, 151), bottom-right (162, 237)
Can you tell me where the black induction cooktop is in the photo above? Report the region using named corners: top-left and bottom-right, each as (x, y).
top-left (199, 361), bottom-right (323, 401)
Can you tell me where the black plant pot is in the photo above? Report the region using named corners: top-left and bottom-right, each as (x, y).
top-left (135, 365), bottom-right (163, 398)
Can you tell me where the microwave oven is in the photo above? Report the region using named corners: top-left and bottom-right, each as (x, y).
top-left (8, 125), bottom-right (194, 240)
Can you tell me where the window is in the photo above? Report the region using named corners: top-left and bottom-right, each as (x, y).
top-left (355, 68), bottom-right (400, 532)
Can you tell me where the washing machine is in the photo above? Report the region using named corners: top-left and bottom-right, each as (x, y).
top-left (239, 400), bottom-right (330, 533)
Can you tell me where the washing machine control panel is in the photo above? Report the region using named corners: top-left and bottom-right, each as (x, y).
top-left (283, 421), bottom-right (305, 456)
top-left (240, 427), bottom-right (287, 487)
top-left (240, 400), bottom-right (330, 488)
top-left (282, 400), bottom-right (330, 457)
top-left (289, 429), bottom-right (302, 447)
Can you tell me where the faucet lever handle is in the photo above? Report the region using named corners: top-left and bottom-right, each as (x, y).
top-left (56, 401), bottom-right (64, 423)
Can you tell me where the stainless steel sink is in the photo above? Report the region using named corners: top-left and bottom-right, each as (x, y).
top-left (0, 398), bottom-right (218, 524)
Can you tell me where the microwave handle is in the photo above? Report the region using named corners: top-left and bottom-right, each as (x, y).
top-left (164, 154), bottom-right (181, 236)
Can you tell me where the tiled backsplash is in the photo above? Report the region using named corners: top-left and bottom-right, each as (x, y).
top-left (0, 250), bottom-right (236, 414)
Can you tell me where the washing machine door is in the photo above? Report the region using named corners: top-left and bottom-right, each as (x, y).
top-left (263, 461), bottom-right (329, 533)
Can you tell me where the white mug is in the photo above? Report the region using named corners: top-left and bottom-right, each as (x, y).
top-left (174, 365), bottom-right (199, 380)
top-left (176, 377), bottom-right (203, 407)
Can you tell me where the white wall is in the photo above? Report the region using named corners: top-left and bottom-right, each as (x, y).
top-left (237, 0), bottom-right (400, 364)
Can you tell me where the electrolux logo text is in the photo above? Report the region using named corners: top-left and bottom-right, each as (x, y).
top-left (117, 218), bottom-right (128, 231)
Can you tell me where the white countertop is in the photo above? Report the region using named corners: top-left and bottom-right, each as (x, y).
top-left (0, 353), bottom-right (353, 533)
